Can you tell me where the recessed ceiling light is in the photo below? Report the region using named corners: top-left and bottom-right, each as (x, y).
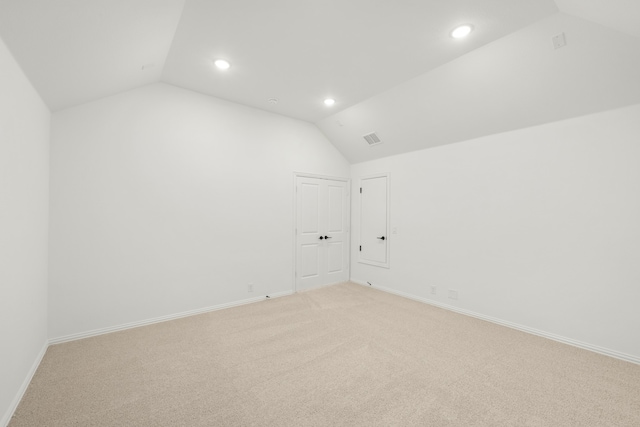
top-left (451, 24), bottom-right (473, 39)
top-left (214, 59), bottom-right (230, 70)
top-left (324, 98), bottom-right (336, 106)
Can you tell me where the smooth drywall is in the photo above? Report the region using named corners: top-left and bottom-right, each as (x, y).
top-left (351, 104), bottom-right (640, 360)
top-left (49, 83), bottom-right (350, 339)
top-left (0, 38), bottom-right (50, 426)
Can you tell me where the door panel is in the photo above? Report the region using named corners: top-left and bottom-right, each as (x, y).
top-left (360, 175), bottom-right (389, 267)
top-left (300, 244), bottom-right (320, 278)
top-left (300, 183), bottom-right (320, 234)
top-left (327, 242), bottom-right (344, 274)
top-left (296, 176), bottom-right (349, 290)
top-left (328, 184), bottom-right (344, 233)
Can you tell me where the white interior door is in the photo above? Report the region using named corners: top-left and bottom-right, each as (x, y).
top-left (296, 176), bottom-right (349, 291)
top-left (359, 174), bottom-right (389, 267)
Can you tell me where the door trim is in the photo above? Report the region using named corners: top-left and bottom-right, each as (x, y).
top-left (293, 172), bottom-right (351, 292)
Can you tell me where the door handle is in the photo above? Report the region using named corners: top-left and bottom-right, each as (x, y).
top-left (377, 236), bottom-right (386, 240)
top-left (319, 236), bottom-right (324, 240)
top-left (324, 236), bottom-right (332, 239)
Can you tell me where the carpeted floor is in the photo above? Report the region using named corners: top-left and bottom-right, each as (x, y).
top-left (9, 282), bottom-right (640, 426)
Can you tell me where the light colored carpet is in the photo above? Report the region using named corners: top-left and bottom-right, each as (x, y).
top-left (9, 282), bottom-right (640, 426)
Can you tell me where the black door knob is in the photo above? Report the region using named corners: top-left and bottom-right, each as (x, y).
top-left (377, 236), bottom-right (386, 240)
top-left (324, 236), bottom-right (332, 239)
top-left (319, 236), bottom-right (324, 240)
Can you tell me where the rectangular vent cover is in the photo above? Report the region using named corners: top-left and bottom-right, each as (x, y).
top-left (363, 132), bottom-right (382, 146)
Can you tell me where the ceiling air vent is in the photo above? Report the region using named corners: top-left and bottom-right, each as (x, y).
top-left (363, 132), bottom-right (382, 146)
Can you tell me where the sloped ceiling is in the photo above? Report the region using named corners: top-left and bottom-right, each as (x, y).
top-left (0, 0), bottom-right (639, 163)
top-left (319, 12), bottom-right (640, 163)
top-left (0, 0), bottom-right (558, 120)
top-left (161, 0), bottom-right (556, 122)
top-left (0, 0), bottom-right (186, 111)
top-left (555, 0), bottom-right (640, 38)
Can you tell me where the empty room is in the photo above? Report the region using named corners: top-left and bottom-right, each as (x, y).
top-left (1, 0), bottom-right (639, 425)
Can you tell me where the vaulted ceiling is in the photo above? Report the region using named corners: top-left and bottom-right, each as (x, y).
top-left (1, 0), bottom-right (639, 163)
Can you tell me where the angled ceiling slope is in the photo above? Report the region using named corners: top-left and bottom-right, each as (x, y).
top-left (0, 0), bottom-right (186, 112)
top-left (162, 0), bottom-right (558, 122)
top-left (0, 0), bottom-right (557, 120)
top-left (317, 12), bottom-right (640, 163)
top-left (1, 1), bottom-right (639, 164)
top-left (555, 0), bottom-right (640, 38)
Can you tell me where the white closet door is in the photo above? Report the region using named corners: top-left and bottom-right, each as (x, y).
top-left (359, 174), bottom-right (389, 268)
top-left (296, 176), bottom-right (349, 291)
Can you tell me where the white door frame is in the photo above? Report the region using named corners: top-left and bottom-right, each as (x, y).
top-left (293, 172), bottom-right (351, 292)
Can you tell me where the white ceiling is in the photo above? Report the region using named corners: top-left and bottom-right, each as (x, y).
top-left (1, 0), bottom-right (639, 163)
top-left (161, 0), bottom-right (557, 122)
top-left (0, 0), bottom-right (186, 111)
top-left (318, 12), bottom-right (640, 163)
top-left (555, 0), bottom-right (640, 38)
top-left (1, 0), bottom-right (557, 118)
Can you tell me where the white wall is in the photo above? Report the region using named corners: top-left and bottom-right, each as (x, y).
top-left (49, 83), bottom-right (350, 340)
top-left (351, 103), bottom-right (640, 361)
top-left (0, 38), bottom-right (50, 426)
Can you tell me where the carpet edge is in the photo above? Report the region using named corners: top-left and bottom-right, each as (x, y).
top-left (351, 279), bottom-right (640, 365)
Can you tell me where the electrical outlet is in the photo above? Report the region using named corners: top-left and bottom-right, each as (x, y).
top-left (248, 283), bottom-right (254, 293)
top-left (430, 286), bottom-right (437, 295)
top-left (448, 289), bottom-right (458, 300)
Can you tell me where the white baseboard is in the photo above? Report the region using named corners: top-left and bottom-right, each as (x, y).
top-left (5, 290), bottom-right (296, 426)
top-left (2, 341), bottom-right (48, 427)
top-left (351, 279), bottom-right (640, 365)
top-left (49, 290), bottom-right (294, 345)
